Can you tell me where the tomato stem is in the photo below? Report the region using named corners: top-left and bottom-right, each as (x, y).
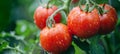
top-left (46, 7), bottom-right (64, 28)
top-left (63, 0), bottom-right (72, 15)
top-left (5, 45), bottom-right (25, 54)
top-left (89, 0), bottom-right (107, 15)
top-left (46, 0), bottom-right (72, 28)
top-left (78, 0), bottom-right (83, 11)
top-left (84, 0), bottom-right (90, 12)
top-left (46, 0), bottom-right (51, 9)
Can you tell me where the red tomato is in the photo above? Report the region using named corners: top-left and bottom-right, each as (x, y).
top-left (67, 6), bottom-right (100, 38)
top-left (98, 4), bottom-right (118, 34)
top-left (40, 23), bottom-right (72, 53)
top-left (34, 6), bottom-right (61, 29)
top-left (72, 0), bottom-right (79, 3)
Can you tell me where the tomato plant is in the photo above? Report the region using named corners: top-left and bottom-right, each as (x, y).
top-left (0, 0), bottom-right (120, 54)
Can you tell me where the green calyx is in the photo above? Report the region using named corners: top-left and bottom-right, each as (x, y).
top-left (78, 0), bottom-right (108, 15)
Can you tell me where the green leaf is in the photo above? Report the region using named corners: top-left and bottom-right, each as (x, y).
top-left (3, 36), bottom-right (20, 47)
top-left (93, 0), bottom-right (108, 4)
top-left (0, 49), bottom-right (21, 54)
top-left (73, 36), bottom-right (90, 53)
top-left (0, 39), bottom-right (8, 51)
top-left (15, 20), bottom-right (38, 36)
top-left (89, 35), bottom-right (105, 54)
top-left (72, 42), bottom-right (86, 54)
top-left (62, 45), bottom-right (75, 54)
top-left (89, 43), bottom-right (105, 54)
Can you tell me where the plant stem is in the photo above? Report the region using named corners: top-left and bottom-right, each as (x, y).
top-left (46, 7), bottom-right (65, 28)
top-left (46, 0), bottom-right (71, 28)
top-left (49, 0), bottom-right (71, 18)
top-left (6, 46), bottom-right (25, 54)
top-left (101, 37), bottom-right (110, 54)
top-left (89, 0), bottom-right (105, 15)
top-left (46, 0), bottom-right (51, 9)
top-left (78, 0), bottom-right (83, 10)
top-left (63, 0), bottom-right (72, 15)
top-left (84, 0), bottom-right (90, 12)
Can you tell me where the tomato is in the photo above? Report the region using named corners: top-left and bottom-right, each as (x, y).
top-left (34, 6), bottom-right (61, 29)
top-left (67, 6), bottom-right (100, 38)
top-left (40, 23), bottom-right (72, 53)
top-left (72, 0), bottom-right (79, 3)
top-left (98, 4), bottom-right (118, 34)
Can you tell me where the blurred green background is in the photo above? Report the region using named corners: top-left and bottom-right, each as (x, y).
top-left (0, 0), bottom-right (120, 54)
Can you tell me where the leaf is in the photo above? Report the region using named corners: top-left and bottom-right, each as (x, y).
top-left (93, 0), bottom-right (108, 4)
top-left (89, 43), bottom-right (105, 54)
top-left (15, 20), bottom-right (38, 36)
top-left (62, 45), bottom-right (75, 54)
top-left (0, 39), bottom-right (8, 51)
top-left (89, 35), bottom-right (105, 54)
top-left (72, 42), bottom-right (86, 54)
top-left (3, 36), bottom-right (20, 47)
top-left (73, 36), bottom-right (90, 53)
top-left (0, 49), bottom-right (21, 54)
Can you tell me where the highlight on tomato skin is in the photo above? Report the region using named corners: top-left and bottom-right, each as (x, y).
top-left (34, 6), bottom-right (61, 30)
top-left (67, 6), bottom-right (100, 38)
top-left (40, 23), bottom-right (72, 53)
top-left (98, 4), bottom-right (118, 35)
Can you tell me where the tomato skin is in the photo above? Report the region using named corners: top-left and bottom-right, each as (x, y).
top-left (72, 0), bottom-right (79, 3)
top-left (34, 6), bottom-right (61, 29)
top-left (67, 6), bottom-right (100, 38)
top-left (40, 23), bottom-right (72, 53)
top-left (98, 4), bottom-right (118, 34)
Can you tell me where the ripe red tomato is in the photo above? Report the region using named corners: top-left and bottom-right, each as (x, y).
top-left (40, 23), bottom-right (72, 53)
top-left (72, 0), bottom-right (79, 3)
top-left (98, 4), bottom-right (118, 34)
top-left (34, 6), bottom-right (61, 29)
top-left (67, 6), bottom-right (100, 38)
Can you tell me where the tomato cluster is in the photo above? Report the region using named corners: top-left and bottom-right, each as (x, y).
top-left (34, 2), bottom-right (117, 53)
top-left (67, 4), bottom-right (117, 38)
top-left (34, 6), bottom-right (72, 54)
